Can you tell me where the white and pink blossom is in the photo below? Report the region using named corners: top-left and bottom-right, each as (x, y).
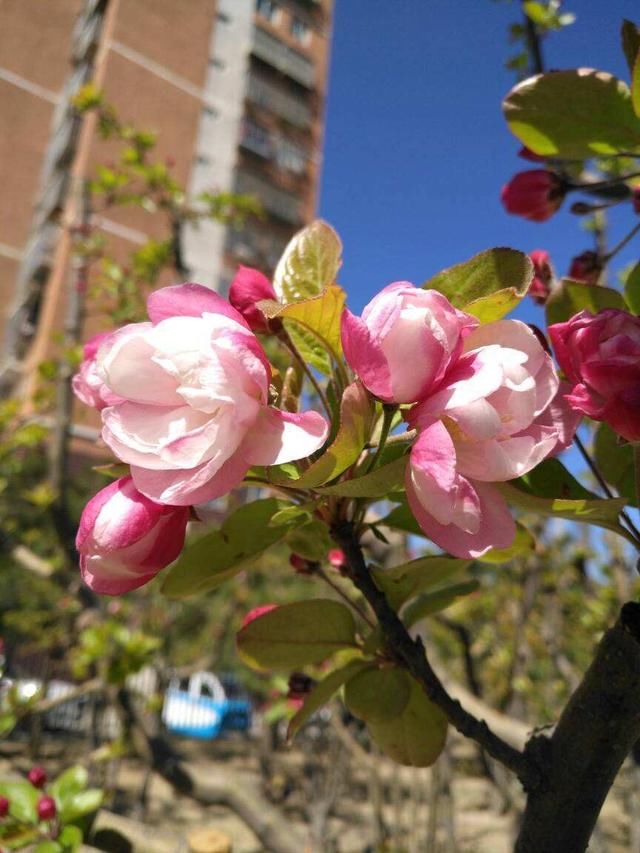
top-left (72, 331), bottom-right (122, 411)
top-left (94, 283), bottom-right (328, 505)
top-left (405, 320), bottom-right (567, 558)
top-left (341, 282), bottom-right (478, 404)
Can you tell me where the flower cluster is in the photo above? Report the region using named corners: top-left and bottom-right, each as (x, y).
top-left (342, 284), bottom-right (575, 557)
top-left (74, 259), bottom-right (582, 589)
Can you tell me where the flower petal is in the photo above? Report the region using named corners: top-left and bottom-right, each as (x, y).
top-left (242, 408), bottom-right (329, 466)
top-left (147, 282), bottom-right (250, 329)
top-left (341, 309), bottom-right (393, 401)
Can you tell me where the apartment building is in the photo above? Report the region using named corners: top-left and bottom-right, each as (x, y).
top-left (0, 0), bottom-right (332, 388)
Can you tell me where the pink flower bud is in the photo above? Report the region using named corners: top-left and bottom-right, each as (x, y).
top-left (37, 796), bottom-right (56, 821)
top-left (501, 170), bottom-right (565, 222)
top-left (549, 308), bottom-right (640, 442)
top-left (27, 766), bottom-right (47, 789)
top-left (241, 604), bottom-right (277, 629)
top-left (528, 250), bottom-right (554, 305)
top-left (518, 145), bottom-right (545, 163)
top-left (0, 797), bottom-right (9, 818)
top-left (72, 331), bottom-right (123, 411)
top-left (228, 265), bottom-right (277, 332)
top-left (568, 251), bottom-right (601, 285)
top-left (328, 549), bottom-right (347, 574)
top-left (341, 283), bottom-right (478, 404)
top-left (76, 476), bottom-right (190, 595)
top-left (289, 554), bottom-right (314, 575)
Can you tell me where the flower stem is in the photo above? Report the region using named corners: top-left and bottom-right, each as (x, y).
top-left (603, 220), bottom-right (640, 263)
top-left (364, 404), bottom-right (397, 474)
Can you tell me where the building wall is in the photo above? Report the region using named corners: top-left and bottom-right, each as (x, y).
top-left (0, 0), bottom-right (333, 401)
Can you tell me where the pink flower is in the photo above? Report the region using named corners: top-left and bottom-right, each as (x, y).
top-left (405, 320), bottom-right (560, 558)
top-left (549, 309), bottom-right (640, 442)
top-left (501, 170), bottom-right (565, 222)
top-left (228, 265), bottom-right (276, 332)
top-left (341, 283), bottom-right (478, 404)
top-left (528, 250), bottom-right (554, 305)
top-left (72, 332), bottom-right (123, 410)
top-left (568, 250), bottom-right (601, 285)
top-left (96, 283), bottom-right (328, 505)
top-left (76, 476), bottom-right (189, 595)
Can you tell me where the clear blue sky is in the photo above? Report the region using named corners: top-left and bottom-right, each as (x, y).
top-left (319, 1), bottom-right (640, 320)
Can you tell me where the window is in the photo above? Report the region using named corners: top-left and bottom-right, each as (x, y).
top-left (241, 119), bottom-right (273, 159)
top-left (275, 138), bottom-right (307, 175)
top-left (290, 16), bottom-right (310, 45)
top-left (256, 0), bottom-right (280, 24)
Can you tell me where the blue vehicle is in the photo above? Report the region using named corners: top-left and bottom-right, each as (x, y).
top-left (162, 671), bottom-right (252, 740)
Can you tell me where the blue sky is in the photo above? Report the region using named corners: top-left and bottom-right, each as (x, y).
top-left (319, 1), bottom-right (640, 318)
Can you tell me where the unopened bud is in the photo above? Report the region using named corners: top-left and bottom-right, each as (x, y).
top-left (0, 797), bottom-right (9, 818)
top-left (37, 796), bottom-right (56, 821)
top-left (27, 766), bottom-right (47, 789)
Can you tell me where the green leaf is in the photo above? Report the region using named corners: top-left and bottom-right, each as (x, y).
top-left (316, 454), bottom-right (407, 498)
top-left (59, 788), bottom-right (102, 823)
top-left (285, 518), bottom-right (331, 560)
top-left (273, 219), bottom-right (342, 303)
top-left (0, 780), bottom-right (38, 823)
top-left (624, 263), bottom-right (640, 314)
top-left (287, 659), bottom-right (368, 739)
top-left (633, 53), bottom-right (640, 118)
top-left (284, 320), bottom-right (332, 375)
top-left (237, 599), bottom-right (358, 670)
top-left (49, 766), bottom-right (88, 806)
top-left (268, 504), bottom-right (313, 527)
top-left (622, 20), bottom-right (640, 77)
top-left (372, 555), bottom-right (472, 609)
top-left (34, 843), bottom-right (62, 853)
top-left (503, 68), bottom-right (640, 158)
top-left (498, 459), bottom-right (633, 542)
top-left (381, 497), bottom-right (424, 537)
top-left (402, 580), bottom-right (480, 628)
top-left (423, 248), bottom-right (533, 321)
top-left (546, 279), bottom-right (626, 326)
top-left (58, 825), bottom-right (83, 850)
top-left (161, 499), bottom-right (292, 598)
top-left (478, 523), bottom-right (536, 564)
top-left (594, 422), bottom-right (636, 506)
top-left (286, 382), bottom-right (375, 488)
top-left (364, 675), bottom-right (448, 767)
top-left (523, 1), bottom-right (550, 26)
top-left (345, 666), bottom-right (411, 724)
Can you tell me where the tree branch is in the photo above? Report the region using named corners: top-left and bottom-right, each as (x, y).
top-left (331, 520), bottom-right (538, 789)
top-left (516, 602), bottom-right (640, 852)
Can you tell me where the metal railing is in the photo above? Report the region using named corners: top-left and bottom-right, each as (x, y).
top-left (247, 74), bottom-right (312, 127)
top-left (235, 170), bottom-right (302, 224)
top-left (251, 26), bottom-right (315, 89)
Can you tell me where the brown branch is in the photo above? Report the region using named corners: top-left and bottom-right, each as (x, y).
top-left (331, 521), bottom-right (538, 789)
top-left (516, 602), bottom-right (640, 852)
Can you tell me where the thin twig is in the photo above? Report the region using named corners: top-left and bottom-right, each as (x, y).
top-left (331, 520), bottom-right (539, 789)
top-left (604, 220), bottom-right (640, 262)
top-left (277, 328), bottom-right (331, 418)
top-left (364, 405), bottom-right (397, 474)
top-left (574, 432), bottom-right (640, 546)
top-left (317, 565), bottom-right (376, 630)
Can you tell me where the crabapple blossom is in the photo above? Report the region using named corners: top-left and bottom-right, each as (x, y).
top-left (228, 265), bottom-right (277, 332)
top-left (96, 283), bottom-right (328, 505)
top-left (501, 169), bottom-right (564, 222)
top-left (568, 250), bottom-right (601, 284)
top-left (405, 320), bottom-right (563, 557)
top-left (528, 250), bottom-right (553, 305)
top-left (549, 308), bottom-right (640, 442)
top-left (37, 796), bottom-right (56, 821)
top-left (341, 282), bottom-right (478, 404)
top-left (76, 476), bottom-right (189, 594)
top-left (71, 331), bottom-right (122, 410)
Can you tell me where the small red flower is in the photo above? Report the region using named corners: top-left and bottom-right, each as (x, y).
top-left (528, 249), bottom-right (554, 305)
top-left (0, 797), bottom-right (9, 818)
top-left (568, 251), bottom-right (601, 285)
top-left (37, 796), bottom-right (56, 821)
top-left (27, 767), bottom-right (47, 789)
top-left (501, 170), bottom-right (565, 222)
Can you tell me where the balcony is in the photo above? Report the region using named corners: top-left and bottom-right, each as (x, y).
top-left (235, 171), bottom-right (302, 225)
top-left (251, 26), bottom-right (315, 89)
top-left (247, 74), bottom-right (312, 128)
